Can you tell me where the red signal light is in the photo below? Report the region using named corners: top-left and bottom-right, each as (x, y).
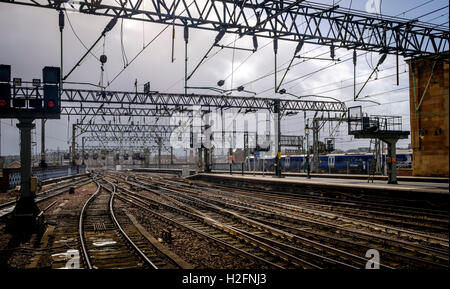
top-left (0, 99), bottom-right (6, 106)
top-left (48, 100), bottom-right (55, 108)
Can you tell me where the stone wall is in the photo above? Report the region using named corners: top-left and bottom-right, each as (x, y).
top-left (408, 52), bottom-right (449, 177)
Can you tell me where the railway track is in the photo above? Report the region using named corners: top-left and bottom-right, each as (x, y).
top-left (108, 178), bottom-right (320, 269)
top-left (0, 175), bottom-right (93, 219)
top-left (110, 175), bottom-right (390, 269)
top-left (121, 173), bottom-right (448, 269)
top-left (143, 175), bottom-right (449, 232)
top-left (137, 175), bottom-right (449, 244)
top-left (204, 182), bottom-right (449, 230)
top-left (78, 179), bottom-right (184, 269)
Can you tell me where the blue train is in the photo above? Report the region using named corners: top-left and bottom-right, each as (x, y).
top-left (247, 150), bottom-right (412, 174)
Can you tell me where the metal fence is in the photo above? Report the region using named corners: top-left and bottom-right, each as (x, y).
top-left (1, 165), bottom-right (86, 190)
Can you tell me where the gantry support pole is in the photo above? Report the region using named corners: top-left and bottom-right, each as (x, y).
top-left (204, 113), bottom-right (211, 173)
top-left (273, 99), bottom-right (282, 177)
top-left (157, 137), bottom-right (161, 169)
top-left (144, 148), bottom-right (150, 168)
top-left (81, 136), bottom-right (85, 166)
top-left (11, 119), bottom-right (40, 228)
top-left (71, 123), bottom-right (76, 166)
top-left (39, 119), bottom-right (47, 167)
top-left (312, 118), bottom-right (319, 173)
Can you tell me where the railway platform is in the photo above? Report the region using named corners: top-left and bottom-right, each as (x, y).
top-left (132, 167), bottom-right (448, 183)
top-left (187, 173), bottom-right (449, 208)
top-left (189, 173), bottom-right (448, 194)
top-left (211, 171), bottom-right (449, 183)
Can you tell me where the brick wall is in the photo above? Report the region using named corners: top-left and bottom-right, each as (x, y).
top-left (408, 52), bottom-right (449, 177)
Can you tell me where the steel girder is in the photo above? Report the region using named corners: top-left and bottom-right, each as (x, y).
top-left (13, 86), bottom-right (348, 113)
top-left (83, 135), bottom-right (168, 142)
top-left (82, 145), bottom-right (166, 153)
top-left (62, 106), bottom-right (187, 117)
top-left (0, 0), bottom-right (448, 56)
top-left (76, 123), bottom-right (179, 134)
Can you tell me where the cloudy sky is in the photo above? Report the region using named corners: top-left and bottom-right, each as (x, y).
top-left (0, 0), bottom-right (448, 157)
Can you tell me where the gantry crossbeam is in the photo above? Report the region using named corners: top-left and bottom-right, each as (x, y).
top-left (1, 0), bottom-right (448, 56)
top-left (12, 86), bottom-right (348, 113)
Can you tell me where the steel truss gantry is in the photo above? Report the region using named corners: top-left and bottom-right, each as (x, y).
top-left (75, 123), bottom-right (178, 135)
top-left (82, 135), bottom-right (171, 143)
top-left (12, 87), bottom-right (348, 115)
top-left (1, 0), bottom-right (448, 56)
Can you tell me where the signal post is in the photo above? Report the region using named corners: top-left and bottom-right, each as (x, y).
top-left (0, 64), bottom-right (61, 233)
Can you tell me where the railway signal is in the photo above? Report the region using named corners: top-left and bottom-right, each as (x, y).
top-left (43, 84), bottom-right (60, 113)
top-left (0, 65), bottom-right (11, 111)
top-left (0, 83), bottom-right (11, 110)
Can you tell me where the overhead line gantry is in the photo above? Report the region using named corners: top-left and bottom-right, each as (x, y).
top-left (1, 0), bottom-right (448, 57)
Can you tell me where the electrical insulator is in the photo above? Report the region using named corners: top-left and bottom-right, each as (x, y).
top-left (273, 38), bottom-right (278, 54)
top-left (353, 49), bottom-right (357, 66)
top-left (59, 10), bottom-right (65, 32)
top-left (252, 35), bottom-right (258, 52)
top-left (215, 30), bottom-right (226, 44)
top-left (184, 25), bottom-right (189, 43)
top-left (378, 53), bottom-right (387, 66)
top-left (330, 44), bottom-right (335, 59)
top-left (103, 17), bottom-right (118, 35)
top-left (295, 40), bottom-right (304, 55)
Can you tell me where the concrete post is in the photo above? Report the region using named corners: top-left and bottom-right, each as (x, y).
top-left (17, 120), bottom-right (34, 199)
top-left (385, 139), bottom-right (398, 184)
top-left (12, 119), bottom-right (40, 221)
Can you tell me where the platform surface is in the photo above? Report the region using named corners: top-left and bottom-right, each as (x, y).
top-left (195, 173), bottom-right (449, 195)
top-left (132, 167), bottom-right (449, 183)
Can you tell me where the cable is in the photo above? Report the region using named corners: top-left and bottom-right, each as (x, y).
top-left (234, 1), bottom-right (445, 95)
top-left (120, 18), bottom-right (129, 68)
top-left (292, 63), bottom-right (407, 95)
top-left (64, 9), bottom-right (100, 62)
top-left (395, 0), bottom-right (435, 17)
top-left (107, 0), bottom-right (196, 88)
top-left (415, 5), bottom-right (449, 19)
top-left (424, 12), bottom-right (449, 23)
top-left (308, 70), bottom-right (408, 96)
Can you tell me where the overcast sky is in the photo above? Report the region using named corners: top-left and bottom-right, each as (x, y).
top-left (0, 0), bottom-right (448, 156)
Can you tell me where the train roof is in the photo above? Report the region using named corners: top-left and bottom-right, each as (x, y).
top-left (247, 149), bottom-right (412, 159)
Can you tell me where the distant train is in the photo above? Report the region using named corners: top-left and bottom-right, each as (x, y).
top-left (247, 151), bottom-right (412, 174)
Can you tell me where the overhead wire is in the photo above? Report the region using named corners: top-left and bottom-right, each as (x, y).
top-left (414, 5), bottom-right (449, 19)
top-left (106, 0), bottom-right (196, 89)
top-left (294, 63), bottom-right (408, 95)
top-left (233, 1), bottom-right (446, 96)
top-left (64, 8), bottom-right (100, 62)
